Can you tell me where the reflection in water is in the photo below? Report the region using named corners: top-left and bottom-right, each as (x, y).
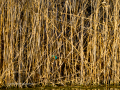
top-left (0, 87), bottom-right (120, 90)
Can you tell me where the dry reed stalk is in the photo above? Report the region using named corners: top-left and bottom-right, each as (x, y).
top-left (63, 1), bottom-right (67, 83)
top-left (46, 0), bottom-right (49, 84)
top-left (80, 1), bottom-right (84, 85)
top-left (105, 3), bottom-right (109, 85)
top-left (10, 0), bottom-right (15, 84)
top-left (0, 0), bottom-right (3, 77)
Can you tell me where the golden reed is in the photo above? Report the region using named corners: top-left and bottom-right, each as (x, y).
top-left (0, 0), bottom-right (120, 88)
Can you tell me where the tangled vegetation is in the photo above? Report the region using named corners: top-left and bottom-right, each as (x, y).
top-left (0, 0), bottom-right (120, 88)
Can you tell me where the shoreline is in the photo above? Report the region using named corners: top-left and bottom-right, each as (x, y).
top-left (0, 82), bottom-right (120, 89)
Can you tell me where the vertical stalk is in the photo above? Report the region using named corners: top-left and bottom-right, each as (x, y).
top-left (80, 2), bottom-right (84, 85)
top-left (46, 0), bottom-right (49, 84)
top-left (18, 3), bottom-right (21, 87)
top-left (113, 0), bottom-right (118, 84)
top-left (64, 0), bottom-right (68, 83)
top-left (105, 2), bottom-right (109, 85)
top-left (90, 0), bottom-right (93, 84)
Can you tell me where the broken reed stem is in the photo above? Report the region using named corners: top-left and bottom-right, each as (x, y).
top-left (0, 0), bottom-right (120, 87)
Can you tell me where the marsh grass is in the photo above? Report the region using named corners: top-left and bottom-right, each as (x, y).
top-left (0, 0), bottom-right (120, 88)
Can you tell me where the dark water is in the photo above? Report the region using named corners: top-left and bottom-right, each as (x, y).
top-left (0, 86), bottom-right (120, 90)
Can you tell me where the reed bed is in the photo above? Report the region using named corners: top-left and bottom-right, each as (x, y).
top-left (0, 0), bottom-right (120, 88)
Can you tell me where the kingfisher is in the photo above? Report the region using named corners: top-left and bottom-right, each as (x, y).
top-left (52, 55), bottom-right (58, 60)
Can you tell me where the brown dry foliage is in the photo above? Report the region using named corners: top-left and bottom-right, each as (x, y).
top-left (0, 0), bottom-right (120, 87)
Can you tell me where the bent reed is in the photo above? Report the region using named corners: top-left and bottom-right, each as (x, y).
top-left (0, 0), bottom-right (120, 88)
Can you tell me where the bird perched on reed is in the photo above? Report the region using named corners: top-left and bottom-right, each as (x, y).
top-left (52, 55), bottom-right (58, 60)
